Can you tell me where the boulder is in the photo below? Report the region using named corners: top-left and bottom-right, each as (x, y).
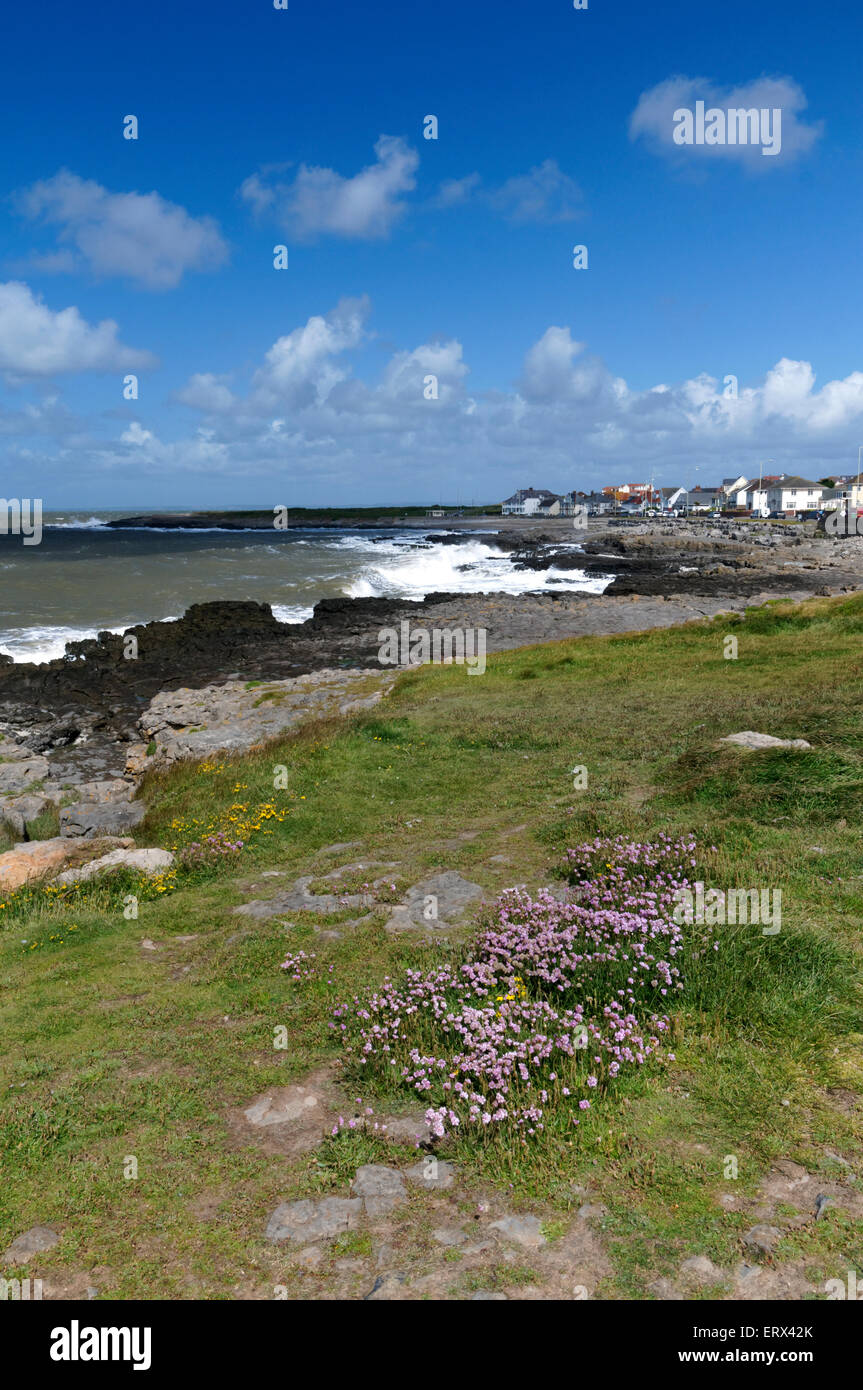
top-left (54, 847), bottom-right (174, 886)
top-left (60, 801), bottom-right (145, 838)
top-left (73, 779), bottom-right (134, 804)
top-left (0, 838), bottom-right (77, 891)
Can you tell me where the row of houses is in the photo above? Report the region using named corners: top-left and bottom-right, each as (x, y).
top-left (502, 475), bottom-right (863, 518)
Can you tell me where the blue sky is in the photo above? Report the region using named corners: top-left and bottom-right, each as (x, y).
top-left (1, 0), bottom-right (861, 507)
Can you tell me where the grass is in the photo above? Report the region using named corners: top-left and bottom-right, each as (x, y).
top-left (1, 591), bottom-right (862, 1299)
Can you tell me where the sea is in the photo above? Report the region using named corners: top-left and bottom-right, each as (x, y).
top-left (0, 511), bottom-right (609, 664)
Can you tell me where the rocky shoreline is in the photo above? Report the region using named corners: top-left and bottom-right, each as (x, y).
top-left (1, 517), bottom-right (860, 792)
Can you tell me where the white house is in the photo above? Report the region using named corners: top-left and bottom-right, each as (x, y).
top-left (721, 476), bottom-right (751, 506)
top-left (501, 487), bottom-right (560, 516)
top-left (660, 486), bottom-right (686, 512)
top-left (762, 476), bottom-right (824, 513)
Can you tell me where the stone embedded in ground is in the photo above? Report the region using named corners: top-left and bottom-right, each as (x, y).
top-left (720, 731), bottom-right (811, 751)
top-left (55, 847), bottom-right (175, 886)
top-left (432, 1226), bottom-right (467, 1247)
top-left (4, 1225), bottom-right (60, 1262)
top-left (646, 1277), bottom-right (683, 1301)
top-left (60, 800), bottom-right (145, 838)
top-left (235, 862), bottom-right (395, 919)
top-left (490, 1214), bottom-right (546, 1249)
top-left (379, 1111), bottom-right (433, 1146)
top-left (265, 1197), bottom-right (362, 1243)
top-left (243, 1086), bottom-right (322, 1128)
top-left (404, 1158), bottom-right (456, 1190)
top-left (296, 1246), bottom-right (322, 1270)
top-left (742, 1224), bottom-right (783, 1256)
top-left (679, 1255), bottom-right (727, 1285)
top-left (385, 870), bottom-right (484, 930)
top-left (472, 1291), bottom-right (508, 1300)
top-left (351, 1165), bottom-right (408, 1217)
top-left (364, 1272), bottom-right (407, 1301)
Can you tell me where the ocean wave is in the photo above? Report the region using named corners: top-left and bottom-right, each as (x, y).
top-left (343, 538), bottom-right (609, 599)
top-left (0, 623), bottom-right (129, 664)
top-left (272, 604), bottom-right (315, 624)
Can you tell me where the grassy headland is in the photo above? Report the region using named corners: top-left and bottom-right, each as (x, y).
top-left (1, 593), bottom-right (862, 1299)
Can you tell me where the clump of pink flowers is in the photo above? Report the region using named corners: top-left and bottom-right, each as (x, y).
top-left (280, 949), bottom-right (317, 982)
top-left (179, 831), bottom-right (244, 866)
top-left (332, 835), bottom-right (704, 1140)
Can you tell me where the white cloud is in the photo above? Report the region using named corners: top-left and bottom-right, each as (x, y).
top-left (120, 421), bottom-right (154, 446)
top-left (432, 173), bottom-right (483, 208)
top-left (0, 280), bottom-right (155, 377)
top-left (250, 296), bottom-right (370, 407)
top-left (241, 137), bottom-right (418, 240)
top-left (432, 161), bottom-right (583, 222)
top-left (9, 300), bottom-right (863, 492)
top-left (629, 75), bottom-right (822, 168)
top-left (175, 373), bottom-right (236, 412)
top-left (154, 307), bottom-right (863, 490)
top-left (380, 339), bottom-right (468, 401)
top-left (15, 171), bottom-right (229, 288)
top-left (489, 159), bottom-right (583, 222)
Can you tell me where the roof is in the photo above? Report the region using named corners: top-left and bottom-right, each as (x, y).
top-left (502, 487), bottom-right (559, 503)
top-left (765, 475), bottom-right (822, 488)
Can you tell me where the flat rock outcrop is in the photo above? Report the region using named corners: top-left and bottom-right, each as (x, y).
top-left (136, 668), bottom-right (397, 765)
